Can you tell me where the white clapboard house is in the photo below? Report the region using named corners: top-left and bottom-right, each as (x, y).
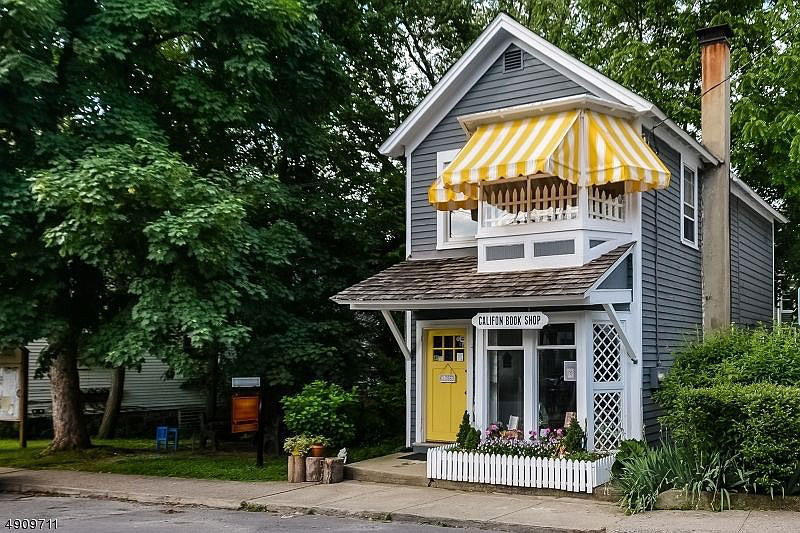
top-left (23, 341), bottom-right (204, 423)
top-left (333, 16), bottom-right (785, 452)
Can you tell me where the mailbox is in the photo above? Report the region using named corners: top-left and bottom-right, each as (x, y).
top-left (231, 392), bottom-right (260, 434)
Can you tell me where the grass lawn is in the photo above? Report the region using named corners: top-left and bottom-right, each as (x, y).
top-left (0, 436), bottom-right (404, 482)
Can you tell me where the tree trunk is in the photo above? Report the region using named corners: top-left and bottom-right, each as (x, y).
top-left (97, 366), bottom-right (125, 439)
top-left (48, 346), bottom-right (91, 451)
top-left (205, 348), bottom-right (218, 420)
top-left (322, 458), bottom-right (344, 484)
top-left (305, 457), bottom-right (324, 482)
top-left (287, 455), bottom-right (306, 482)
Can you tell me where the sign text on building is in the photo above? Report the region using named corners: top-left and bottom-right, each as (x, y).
top-left (471, 312), bottom-right (549, 330)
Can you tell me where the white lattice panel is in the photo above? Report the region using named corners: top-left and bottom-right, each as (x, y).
top-left (592, 323), bottom-right (620, 383)
top-left (593, 391), bottom-right (623, 451)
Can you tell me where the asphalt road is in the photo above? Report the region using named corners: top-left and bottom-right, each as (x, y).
top-left (0, 494), bottom-right (490, 532)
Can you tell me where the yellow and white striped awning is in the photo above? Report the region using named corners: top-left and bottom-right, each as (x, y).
top-left (428, 109), bottom-right (670, 210)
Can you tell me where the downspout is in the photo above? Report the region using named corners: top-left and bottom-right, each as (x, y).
top-left (380, 310), bottom-right (412, 448)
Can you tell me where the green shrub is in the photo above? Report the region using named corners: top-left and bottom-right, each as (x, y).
top-left (455, 411), bottom-right (482, 451)
top-left (719, 325), bottom-right (800, 386)
top-left (655, 325), bottom-right (800, 494)
top-left (655, 326), bottom-right (752, 411)
top-left (281, 380), bottom-right (358, 446)
top-left (562, 418), bottom-right (585, 454)
top-left (657, 324), bottom-right (800, 411)
top-left (463, 427), bottom-right (481, 451)
top-left (665, 383), bottom-right (800, 491)
top-left (612, 439), bottom-right (648, 477)
top-left (456, 411), bottom-right (472, 447)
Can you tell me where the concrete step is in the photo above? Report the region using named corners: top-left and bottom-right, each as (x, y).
top-left (411, 442), bottom-right (441, 454)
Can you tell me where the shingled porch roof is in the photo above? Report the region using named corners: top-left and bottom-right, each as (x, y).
top-left (332, 243), bottom-right (634, 310)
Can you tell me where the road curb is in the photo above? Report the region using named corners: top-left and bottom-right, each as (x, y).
top-left (239, 501), bottom-right (604, 533)
top-left (8, 484), bottom-right (603, 533)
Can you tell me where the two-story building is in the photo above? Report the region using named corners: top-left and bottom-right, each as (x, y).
top-left (333, 15), bottom-right (786, 451)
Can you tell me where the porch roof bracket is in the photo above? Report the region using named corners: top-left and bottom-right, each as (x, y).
top-left (380, 310), bottom-right (412, 362)
top-left (601, 303), bottom-right (638, 364)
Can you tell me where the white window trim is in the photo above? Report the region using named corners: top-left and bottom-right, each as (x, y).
top-left (436, 148), bottom-right (477, 250)
top-left (680, 158), bottom-right (699, 249)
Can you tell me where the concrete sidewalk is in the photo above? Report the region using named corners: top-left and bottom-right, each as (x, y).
top-left (0, 467), bottom-right (797, 532)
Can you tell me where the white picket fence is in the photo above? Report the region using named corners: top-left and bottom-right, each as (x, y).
top-left (426, 445), bottom-right (615, 494)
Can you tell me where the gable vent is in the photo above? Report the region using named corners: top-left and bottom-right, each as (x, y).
top-left (503, 48), bottom-right (523, 72)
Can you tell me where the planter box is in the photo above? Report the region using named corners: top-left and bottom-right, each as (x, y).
top-left (426, 444), bottom-right (615, 494)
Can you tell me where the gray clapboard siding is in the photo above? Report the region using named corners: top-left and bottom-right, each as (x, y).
top-left (730, 195), bottom-right (774, 326)
top-left (410, 45), bottom-right (590, 255)
top-left (25, 342), bottom-right (204, 416)
top-left (640, 135), bottom-right (703, 445)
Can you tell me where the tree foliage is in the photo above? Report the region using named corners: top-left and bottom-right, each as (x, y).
top-left (0, 0), bottom-right (404, 448)
top-left (3, 0), bottom-right (799, 449)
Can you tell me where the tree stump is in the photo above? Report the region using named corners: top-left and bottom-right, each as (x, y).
top-left (305, 456), bottom-right (324, 482)
top-left (287, 455), bottom-right (306, 482)
top-left (322, 457), bottom-right (344, 484)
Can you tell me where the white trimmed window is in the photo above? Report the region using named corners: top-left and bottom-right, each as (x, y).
top-left (436, 149), bottom-right (478, 249)
top-left (680, 163), bottom-right (698, 247)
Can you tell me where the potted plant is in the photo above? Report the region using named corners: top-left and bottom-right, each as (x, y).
top-left (283, 435), bottom-right (314, 482)
top-left (308, 435), bottom-right (331, 457)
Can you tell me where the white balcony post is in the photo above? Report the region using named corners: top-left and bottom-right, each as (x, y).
top-left (578, 185), bottom-right (590, 227)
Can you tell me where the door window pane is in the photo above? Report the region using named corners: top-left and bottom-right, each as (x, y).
top-left (538, 348), bottom-right (577, 431)
top-left (488, 349), bottom-right (524, 429)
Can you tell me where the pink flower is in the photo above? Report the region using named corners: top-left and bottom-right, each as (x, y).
top-left (556, 428), bottom-right (564, 437)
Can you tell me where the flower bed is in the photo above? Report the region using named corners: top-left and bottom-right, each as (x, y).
top-left (426, 443), bottom-right (615, 493)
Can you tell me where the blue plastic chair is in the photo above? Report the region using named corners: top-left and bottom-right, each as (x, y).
top-left (155, 426), bottom-right (179, 450)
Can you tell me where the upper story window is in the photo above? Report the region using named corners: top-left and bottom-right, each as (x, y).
top-left (437, 149), bottom-right (478, 249)
top-left (681, 164), bottom-right (698, 247)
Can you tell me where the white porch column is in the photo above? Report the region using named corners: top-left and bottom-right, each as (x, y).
top-left (522, 329), bottom-right (535, 438)
top-left (473, 328), bottom-right (487, 431)
top-left (576, 312), bottom-right (591, 436)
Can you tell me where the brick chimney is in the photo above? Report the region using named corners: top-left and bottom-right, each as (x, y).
top-left (697, 24), bottom-right (733, 331)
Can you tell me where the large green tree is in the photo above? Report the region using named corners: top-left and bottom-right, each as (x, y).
top-left (0, 0), bottom-right (362, 450)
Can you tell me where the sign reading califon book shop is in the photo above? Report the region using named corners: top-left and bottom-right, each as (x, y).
top-left (471, 312), bottom-right (549, 329)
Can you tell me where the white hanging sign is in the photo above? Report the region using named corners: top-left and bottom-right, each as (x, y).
top-left (471, 312), bottom-right (549, 330)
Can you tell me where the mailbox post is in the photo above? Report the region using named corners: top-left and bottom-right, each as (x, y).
top-left (231, 377), bottom-right (264, 466)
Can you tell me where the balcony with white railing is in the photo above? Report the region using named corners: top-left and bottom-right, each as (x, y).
top-left (478, 176), bottom-right (626, 231)
top-left (475, 175), bottom-right (633, 272)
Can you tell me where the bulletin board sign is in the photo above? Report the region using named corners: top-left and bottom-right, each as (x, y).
top-left (0, 366), bottom-right (21, 422)
top-left (231, 392), bottom-right (260, 434)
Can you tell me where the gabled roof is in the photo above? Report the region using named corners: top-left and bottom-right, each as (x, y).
top-left (380, 13), bottom-right (718, 165)
top-left (331, 243), bottom-right (634, 310)
top-left (731, 173), bottom-right (788, 223)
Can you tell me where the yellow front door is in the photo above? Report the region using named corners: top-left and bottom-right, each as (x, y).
top-left (426, 328), bottom-right (467, 442)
